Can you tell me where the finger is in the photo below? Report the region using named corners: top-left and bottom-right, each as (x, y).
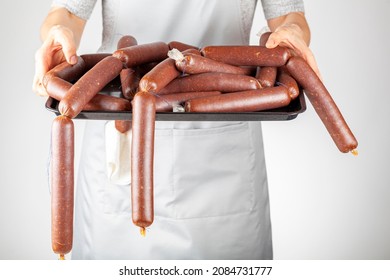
top-left (32, 47), bottom-right (51, 96)
top-left (50, 26), bottom-right (78, 65)
top-left (265, 32), bottom-right (282, 49)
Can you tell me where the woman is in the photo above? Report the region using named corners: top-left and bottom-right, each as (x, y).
top-left (33, 0), bottom-right (318, 259)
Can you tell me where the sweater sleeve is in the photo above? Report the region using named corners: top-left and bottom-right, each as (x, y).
top-left (52, 0), bottom-right (98, 20)
top-left (261, 0), bottom-right (304, 20)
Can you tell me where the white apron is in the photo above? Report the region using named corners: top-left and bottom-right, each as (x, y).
top-left (73, 0), bottom-right (273, 259)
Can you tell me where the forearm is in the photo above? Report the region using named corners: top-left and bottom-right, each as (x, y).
top-left (40, 6), bottom-right (86, 48)
top-left (267, 12), bottom-right (310, 46)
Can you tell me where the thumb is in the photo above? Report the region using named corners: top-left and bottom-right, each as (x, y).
top-left (265, 33), bottom-right (280, 49)
top-left (50, 25), bottom-right (78, 64)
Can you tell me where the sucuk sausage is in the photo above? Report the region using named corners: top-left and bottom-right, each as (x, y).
top-left (256, 67), bottom-right (277, 88)
top-left (286, 56), bottom-right (358, 154)
top-left (116, 35), bottom-right (139, 133)
top-left (113, 42), bottom-right (169, 68)
top-left (158, 72), bottom-right (261, 95)
top-left (139, 57), bottom-right (180, 93)
top-left (58, 56), bottom-right (123, 118)
top-left (168, 48), bottom-right (253, 76)
top-left (277, 67), bottom-right (300, 100)
top-left (42, 57), bottom-right (86, 88)
top-left (184, 86), bottom-right (291, 113)
top-left (115, 119), bottom-right (132, 133)
top-left (255, 32), bottom-right (278, 87)
top-left (118, 35), bottom-right (139, 99)
top-left (46, 77), bottom-right (131, 111)
top-left (119, 68), bottom-right (139, 100)
top-left (155, 91), bottom-right (221, 112)
top-left (80, 53), bottom-right (111, 71)
top-left (51, 115), bottom-right (74, 260)
top-left (182, 48), bottom-right (202, 56)
top-left (201, 45), bottom-right (291, 67)
top-left (117, 35), bottom-right (138, 49)
top-left (131, 91), bottom-right (156, 236)
top-left (137, 62), bottom-right (159, 77)
top-left (168, 41), bottom-right (199, 52)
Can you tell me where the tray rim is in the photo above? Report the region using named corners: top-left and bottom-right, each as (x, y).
top-left (45, 90), bottom-right (306, 122)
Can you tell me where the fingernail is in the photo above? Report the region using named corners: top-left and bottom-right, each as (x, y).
top-left (70, 55), bottom-right (77, 64)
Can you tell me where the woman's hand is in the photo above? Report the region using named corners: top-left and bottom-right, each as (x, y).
top-left (266, 12), bottom-right (322, 80)
top-left (32, 25), bottom-right (78, 96)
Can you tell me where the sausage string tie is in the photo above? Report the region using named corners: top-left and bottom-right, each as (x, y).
top-left (167, 48), bottom-right (188, 75)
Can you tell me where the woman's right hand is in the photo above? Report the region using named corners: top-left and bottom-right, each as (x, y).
top-left (32, 25), bottom-right (78, 96)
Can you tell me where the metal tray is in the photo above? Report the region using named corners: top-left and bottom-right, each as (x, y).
top-left (45, 84), bottom-right (306, 121)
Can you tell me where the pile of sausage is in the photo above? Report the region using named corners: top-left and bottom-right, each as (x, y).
top-left (44, 33), bottom-right (358, 259)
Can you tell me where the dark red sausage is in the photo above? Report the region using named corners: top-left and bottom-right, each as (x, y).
top-left (46, 77), bottom-right (131, 111)
top-left (201, 45), bottom-right (291, 67)
top-left (155, 91), bottom-right (221, 112)
top-left (113, 42), bottom-right (169, 68)
top-left (131, 91), bottom-right (156, 236)
top-left (158, 72), bottom-right (261, 94)
top-left (182, 48), bottom-right (202, 56)
top-left (168, 41), bottom-right (199, 52)
top-left (255, 32), bottom-right (278, 87)
top-left (115, 120), bottom-right (132, 133)
top-left (80, 53), bottom-right (111, 71)
top-left (277, 67), bottom-right (300, 99)
top-left (286, 56), bottom-right (358, 154)
top-left (58, 56), bottom-right (123, 118)
top-left (137, 62), bottom-right (159, 77)
top-left (116, 35), bottom-right (138, 133)
top-left (51, 115), bottom-right (74, 260)
top-left (184, 86), bottom-right (290, 113)
top-left (259, 31), bottom-right (272, 46)
top-left (117, 34), bottom-right (139, 99)
top-left (119, 68), bottom-right (139, 100)
top-left (139, 58), bottom-right (180, 93)
top-left (42, 57), bottom-right (86, 87)
top-left (256, 66), bottom-right (277, 87)
top-left (117, 35), bottom-right (138, 50)
top-left (168, 48), bottom-right (253, 76)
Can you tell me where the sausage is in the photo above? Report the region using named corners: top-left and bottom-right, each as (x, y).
top-left (117, 35), bottom-right (138, 49)
top-left (131, 91), bottom-right (156, 236)
top-left (113, 42), bottom-right (169, 68)
top-left (116, 35), bottom-right (138, 133)
top-left (158, 72), bottom-right (261, 94)
top-left (277, 67), bottom-right (300, 99)
top-left (58, 56), bottom-right (123, 118)
top-left (139, 57), bottom-right (180, 93)
top-left (201, 45), bottom-right (291, 67)
top-left (256, 66), bottom-right (277, 87)
top-left (168, 48), bottom-right (253, 76)
top-left (259, 31), bottom-right (272, 46)
top-left (86, 94), bottom-right (131, 111)
top-left (117, 34), bottom-right (139, 99)
top-left (255, 32), bottom-right (278, 87)
top-left (155, 91), bottom-right (221, 112)
top-left (168, 41), bottom-right (199, 52)
top-left (184, 86), bottom-right (291, 113)
top-left (115, 119), bottom-right (132, 133)
top-left (51, 115), bottom-right (74, 260)
top-left (42, 57), bottom-right (86, 88)
top-left (119, 68), bottom-right (139, 100)
top-left (286, 56), bottom-right (358, 154)
top-left (46, 77), bottom-right (131, 111)
top-left (80, 53), bottom-right (111, 71)
top-left (182, 48), bottom-right (202, 56)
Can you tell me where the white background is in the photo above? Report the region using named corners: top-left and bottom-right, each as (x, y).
top-left (0, 0), bottom-right (389, 260)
